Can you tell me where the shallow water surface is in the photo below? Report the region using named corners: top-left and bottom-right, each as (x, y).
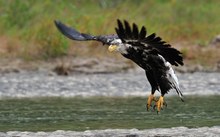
top-left (0, 96), bottom-right (219, 131)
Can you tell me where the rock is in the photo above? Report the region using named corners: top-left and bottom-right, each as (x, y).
top-left (209, 34), bottom-right (220, 47)
top-left (53, 63), bottom-right (70, 76)
top-left (0, 67), bottom-right (20, 74)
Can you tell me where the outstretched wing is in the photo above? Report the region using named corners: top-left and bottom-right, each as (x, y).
top-left (54, 20), bottom-right (118, 45)
top-left (115, 19), bottom-right (184, 66)
top-left (54, 20), bottom-right (95, 41)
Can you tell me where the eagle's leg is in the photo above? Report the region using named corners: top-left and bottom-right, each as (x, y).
top-left (154, 96), bottom-right (167, 113)
top-left (146, 94), bottom-right (156, 111)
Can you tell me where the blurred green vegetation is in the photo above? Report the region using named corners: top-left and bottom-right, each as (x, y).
top-left (0, 0), bottom-right (220, 60)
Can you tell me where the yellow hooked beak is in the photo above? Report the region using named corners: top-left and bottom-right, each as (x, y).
top-left (108, 45), bottom-right (117, 52)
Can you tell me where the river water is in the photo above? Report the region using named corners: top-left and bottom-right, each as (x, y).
top-left (0, 70), bottom-right (219, 137)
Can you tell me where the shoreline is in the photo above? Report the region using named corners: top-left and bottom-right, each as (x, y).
top-left (0, 57), bottom-right (220, 75)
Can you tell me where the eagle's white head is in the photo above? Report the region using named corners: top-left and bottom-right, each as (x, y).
top-left (108, 39), bottom-right (130, 54)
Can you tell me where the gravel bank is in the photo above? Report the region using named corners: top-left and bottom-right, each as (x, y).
top-left (0, 70), bottom-right (219, 98)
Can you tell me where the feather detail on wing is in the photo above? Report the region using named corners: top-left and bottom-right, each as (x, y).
top-left (115, 19), bottom-right (184, 66)
top-left (158, 55), bottom-right (184, 101)
top-left (54, 20), bottom-right (118, 45)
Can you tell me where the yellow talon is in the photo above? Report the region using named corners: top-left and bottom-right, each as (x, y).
top-left (146, 94), bottom-right (156, 111)
top-left (154, 96), bottom-right (167, 113)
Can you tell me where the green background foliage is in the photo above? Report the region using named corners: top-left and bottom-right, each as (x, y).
top-left (0, 0), bottom-right (220, 60)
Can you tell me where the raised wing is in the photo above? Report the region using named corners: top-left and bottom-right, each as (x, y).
top-left (54, 20), bottom-right (95, 41)
top-left (115, 19), bottom-right (183, 66)
top-left (54, 20), bottom-right (118, 45)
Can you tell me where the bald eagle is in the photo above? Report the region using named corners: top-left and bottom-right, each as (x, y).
top-left (54, 19), bottom-right (184, 113)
